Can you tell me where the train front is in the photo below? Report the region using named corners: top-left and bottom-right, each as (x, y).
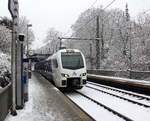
top-left (59, 49), bottom-right (87, 89)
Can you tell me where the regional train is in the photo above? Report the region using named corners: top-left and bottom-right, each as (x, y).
top-left (35, 49), bottom-right (87, 89)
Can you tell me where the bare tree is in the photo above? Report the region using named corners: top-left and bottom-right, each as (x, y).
top-left (0, 25), bottom-right (11, 53)
top-left (18, 16), bottom-right (35, 47)
top-left (43, 28), bottom-right (62, 53)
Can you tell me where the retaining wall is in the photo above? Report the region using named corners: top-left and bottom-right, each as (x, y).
top-left (87, 70), bottom-right (150, 80)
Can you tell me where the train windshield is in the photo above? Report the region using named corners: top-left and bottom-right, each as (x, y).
top-left (61, 52), bottom-right (84, 69)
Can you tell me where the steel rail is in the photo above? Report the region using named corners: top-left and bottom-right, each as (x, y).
top-left (86, 85), bottom-right (150, 108)
top-left (75, 90), bottom-right (133, 121)
top-left (88, 82), bottom-right (150, 101)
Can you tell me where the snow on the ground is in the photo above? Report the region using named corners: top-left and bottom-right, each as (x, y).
top-left (87, 83), bottom-right (150, 107)
top-left (77, 86), bottom-right (150, 121)
top-left (67, 85), bottom-right (150, 121)
top-left (4, 78), bottom-right (55, 121)
top-left (0, 51), bottom-right (10, 76)
top-left (66, 92), bottom-right (125, 121)
top-left (5, 73), bottom-right (81, 121)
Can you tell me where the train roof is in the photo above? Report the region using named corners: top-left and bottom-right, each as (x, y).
top-left (46, 49), bottom-right (82, 60)
top-left (57, 49), bottom-right (81, 53)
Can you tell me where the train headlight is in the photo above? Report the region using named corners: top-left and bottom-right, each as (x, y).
top-left (61, 73), bottom-right (69, 78)
top-left (80, 73), bottom-right (86, 77)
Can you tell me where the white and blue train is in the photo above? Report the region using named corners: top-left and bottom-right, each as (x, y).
top-left (35, 49), bottom-right (87, 89)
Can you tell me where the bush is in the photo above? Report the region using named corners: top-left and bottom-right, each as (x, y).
top-left (0, 72), bottom-right (10, 88)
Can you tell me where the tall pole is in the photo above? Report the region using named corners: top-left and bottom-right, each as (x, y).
top-left (16, 31), bottom-right (23, 108)
top-left (27, 24), bottom-right (32, 56)
top-left (96, 16), bottom-right (100, 69)
top-left (27, 27), bottom-right (29, 56)
top-left (129, 28), bottom-right (132, 78)
top-left (8, 0), bottom-right (19, 115)
top-left (59, 37), bottom-right (62, 50)
top-left (16, 34), bottom-right (25, 109)
top-left (126, 4), bottom-right (132, 78)
top-left (90, 43), bottom-right (93, 69)
top-left (11, 18), bottom-right (17, 115)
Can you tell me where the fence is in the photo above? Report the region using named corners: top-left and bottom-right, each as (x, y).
top-left (0, 83), bottom-right (12, 121)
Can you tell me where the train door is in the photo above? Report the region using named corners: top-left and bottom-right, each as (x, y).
top-left (52, 59), bottom-right (59, 86)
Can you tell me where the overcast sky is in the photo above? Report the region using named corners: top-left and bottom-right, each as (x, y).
top-left (0, 0), bottom-right (150, 49)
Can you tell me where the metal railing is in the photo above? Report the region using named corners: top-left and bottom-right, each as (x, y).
top-left (0, 83), bottom-right (12, 121)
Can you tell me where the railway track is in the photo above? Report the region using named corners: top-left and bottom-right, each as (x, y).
top-left (87, 82), bottom-right (150, 108)
top-left (66, 82), bottom-right (150, 121)
top-left (74, 90), bottom-right (133, 121)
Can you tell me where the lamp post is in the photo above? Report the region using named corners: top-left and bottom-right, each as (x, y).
top-left (25, 24), bottom-right (32, 101)
top-left (27, 24), bottom-right (32, 56)
top-left (26, 24), bottom-right (32, 77)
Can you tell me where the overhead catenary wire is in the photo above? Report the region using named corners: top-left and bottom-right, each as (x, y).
top-left (89, 0), bottom-right (98, 9)
top-left (143, 9), bottom-right (150, 14)
top-left (72, 0), bottom-right (117, 35)
top-left (63, 0), bottom-right (117, 40)
top-left (103, 0), bottom-right (116, 10)
top-left (63, 0), bottom-right (98, 37)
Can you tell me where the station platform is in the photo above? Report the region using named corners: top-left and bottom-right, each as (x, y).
top-left (5, 72), bottom-right (93, 121)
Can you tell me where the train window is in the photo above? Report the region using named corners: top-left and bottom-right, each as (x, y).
top-left (55, 60), bottom-right (58, 68)
top-left (53, 59), bottom-right (58, 68)
top-left (61, 52), bottom-right (84, 69)
top-left (48, 61), bottom-right (52, 71)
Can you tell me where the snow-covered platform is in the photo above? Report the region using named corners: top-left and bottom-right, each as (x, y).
top-left (5, 72), bottom-right (93, 121)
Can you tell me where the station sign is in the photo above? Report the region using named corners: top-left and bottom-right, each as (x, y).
top-left (22, 58), bottom-right (29, 63)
